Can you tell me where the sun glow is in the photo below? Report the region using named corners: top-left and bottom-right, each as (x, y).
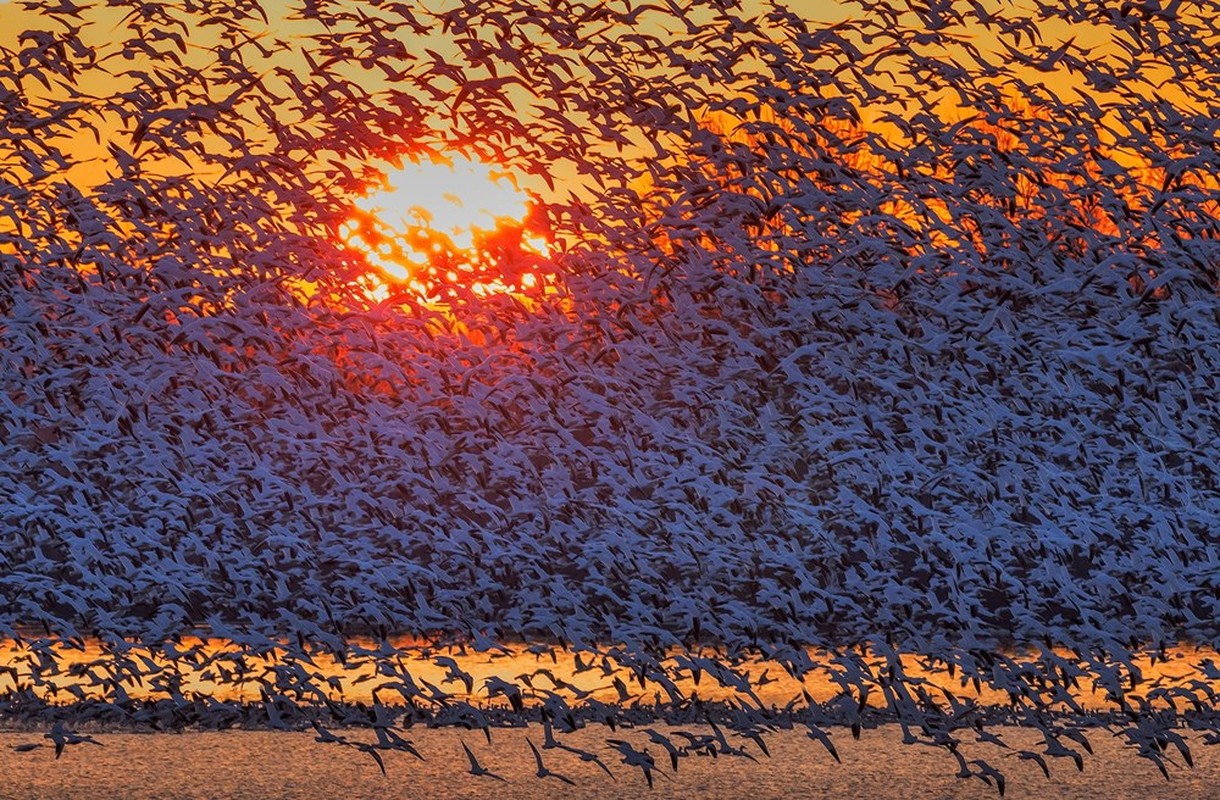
top-left (340, 156), bottom-right (549, 298)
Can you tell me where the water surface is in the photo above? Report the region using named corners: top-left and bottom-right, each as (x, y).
top-left (2, 725), bottom-right (1214, 799)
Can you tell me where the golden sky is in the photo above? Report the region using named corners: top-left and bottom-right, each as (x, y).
top-left (0, 0), bottom-right (1202, 208)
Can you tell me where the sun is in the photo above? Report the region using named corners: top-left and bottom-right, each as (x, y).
top-left (340, 156), bottom-right (549, 297)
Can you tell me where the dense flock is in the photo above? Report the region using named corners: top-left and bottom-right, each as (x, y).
top-left (1, 0), bottom-right (1218, 792)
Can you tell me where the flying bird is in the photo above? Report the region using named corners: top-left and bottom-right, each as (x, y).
top-left (461, 741), bottom-right (506, 782)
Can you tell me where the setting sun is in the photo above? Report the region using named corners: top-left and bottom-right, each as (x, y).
top-left (340, 156), bottom-right (548, 295)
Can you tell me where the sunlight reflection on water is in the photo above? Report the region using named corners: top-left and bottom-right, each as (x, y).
top-left (3, 638), bottom-right (1214, 712)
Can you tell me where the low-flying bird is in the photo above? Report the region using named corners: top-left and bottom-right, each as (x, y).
top-left (642, 728), bottom-right (685, 772)
top-left (1014, 749), bottom-right (1051, 779)
top-left (527, 738), bottom-right (577, 785)
top-left (433, 655), bottom-right (475, 694)
top-left (461, 741), bottom-right (506, 782)
top-left (971, 759), bottom-right (1007, 797)
top-left (483, 676), bottom-right (525, 712)
top-left (44, 722), bottom-right (102, 759)
top-left (554, 741), bottom-right (616, 778)
top-left (804, 721), bottom-right (841, 764)
top-left (606, 739), bottom-right (661, 787)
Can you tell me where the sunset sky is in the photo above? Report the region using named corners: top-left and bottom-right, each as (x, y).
top-left (1, 0), bottom-right (1162, 194)
top-left (4, 0), bottom-right (1195, 290)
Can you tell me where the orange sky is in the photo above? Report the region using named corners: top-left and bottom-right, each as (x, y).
top-left (1, 0), bottom-right (1204, 265)
top-left (2, 0), bottom-right (1182, 188)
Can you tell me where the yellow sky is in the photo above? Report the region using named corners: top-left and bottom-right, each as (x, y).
top-left (0, 0), bottom-right (1201, 210)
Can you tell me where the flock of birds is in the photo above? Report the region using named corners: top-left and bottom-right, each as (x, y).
top-left (2, 0), bottom-right (1219, 793)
